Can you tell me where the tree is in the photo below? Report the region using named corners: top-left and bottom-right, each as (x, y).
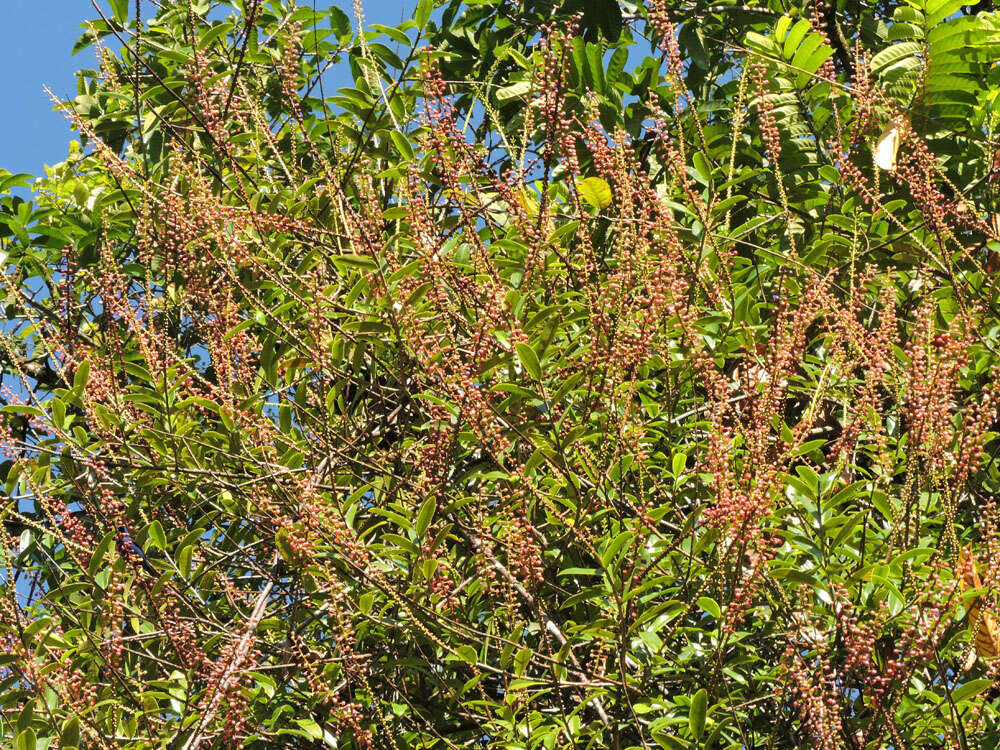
top-left (4, 0), bottom-right (1000, 746)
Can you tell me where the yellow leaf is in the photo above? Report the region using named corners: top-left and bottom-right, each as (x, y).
top-left (577, 177), bottom-right (612, 210)
top-left (517, 188), bottom-right (539, 216)
top-left (874, 124), bottom-right (900, 172)
top-left (960, 546), bottom-right (1000, 667)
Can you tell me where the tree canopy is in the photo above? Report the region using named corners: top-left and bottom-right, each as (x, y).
top-left (5, 0), bottom-right (1000, 747)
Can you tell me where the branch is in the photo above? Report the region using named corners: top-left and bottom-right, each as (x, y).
top-left (181, 556), bottom-right (277, 750)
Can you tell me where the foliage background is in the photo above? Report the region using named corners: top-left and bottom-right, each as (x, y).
top-left (4, 0), bottom-right (1000, 748)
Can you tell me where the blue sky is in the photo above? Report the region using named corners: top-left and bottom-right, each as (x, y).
top-left (0, 0), bottom-right (413, 179)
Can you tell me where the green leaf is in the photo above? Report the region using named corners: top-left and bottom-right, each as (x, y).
top-left (607, 47), bottom-right (627, 84)
top-left (359, 592), bottom-right (374, 615)
top-left (870, 42), bottom-right (921, 76)
top-left (61, 717), bottom-right (80, 749)
top-left (515, 342), bottom-right (542, 381)
top-left (50, 397), bottom-right (66, 430)
top-left (389, 130), bottom-right (414, 160)
top-left (653, 735), bottom-right (689, 750)
top-left (692, 152), bottom-right (712, 184)
top-left (88, 530), bottom-right (115, 577)
top-left (774, 15), bottom-right (793, 41)
top-left (496, 81), bottom-right (532, 102)
top-left (797, 42), bottom-right (833, 82)
top-left (147, 520), bottom-right (166, 551)
top-left (672, 453), bottom-right (687, 477)
top-left (926, 0), bottom-right (965, 27)
top-left (73, 359), bottom-right (91, 392)
top-left (15, 728), bottom-right (36, 750)
top-left (333, 253), bottom-right (378, 270)
top-left (783, 19), bottom-right (812, 59)
top-left (415, 0), bottom-right (432, 30)
top-left (888, 22), bottom-right (921, 42)
top-left (745, 31), bottom-right (782, 57)
top-left (329, 7), bottom-right (352, 40)
top-left (178, 544), bottom-right (194, 578)
top-left (296, 718), bottom-right (324, 740)
top-left (514, 647), bottom-right (532, 676)
top-left (416, 495), bottom-right (436, 538)
top-left (276, 528), bottom-right (296, 565)
top-left (109, 0), bottom-right (129, 24)
top-left (689, 689), bottom-right (707, 739)
top-left (697, 596), bottom-right (721, 620)
top-left (586, 42), bottom-right (606, 93)
top-left (952, 678), bottom-right (992, 703)
top-left (17, 703), bottom-right (32, 732)
top-left (602, 530), bottom-right (635, 568)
